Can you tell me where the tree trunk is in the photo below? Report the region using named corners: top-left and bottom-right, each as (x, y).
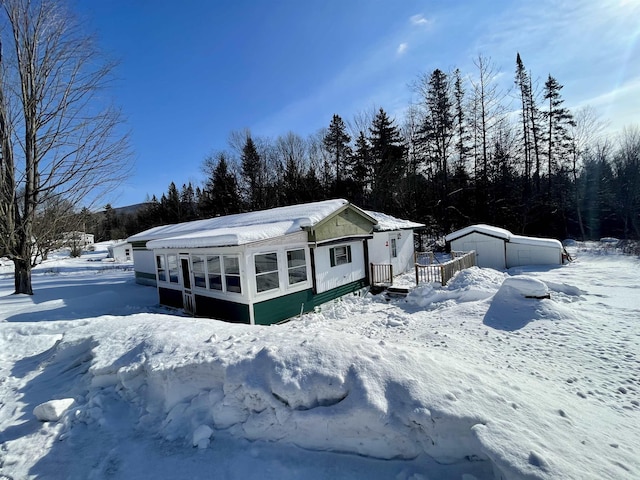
top-left (13, 257), bottom-right (33, 295)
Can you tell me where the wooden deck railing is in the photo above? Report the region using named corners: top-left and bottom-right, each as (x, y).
top-left (370, 263), bottom-right (393, 286)
top-left (415, 250), bottom-right (476, 286)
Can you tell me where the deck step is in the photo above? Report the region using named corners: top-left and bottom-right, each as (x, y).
top-left (385, 286), bottom-right (411, 298)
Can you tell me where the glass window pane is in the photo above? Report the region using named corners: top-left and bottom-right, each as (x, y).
top-left (167, 254), bottom-right (179, 283)
top-left (156, 255), bottom-right (165, 269)
top-left (224, 256), bottom-right (239, 275)
top-left (226, 275), bottom-right (242, 293)
top-left (287, 249), bottom-right (305, 268)
top-left (206, 256), bottom-right (222, 290)
top-left (288, 266), bottom-right (307, 285)
top-left (255, 253), bottom-right (278, 274)
top-left (192, 256), bottom-right (206, 288)
top-left (224, 256), bottom-right (241, 294)
top-left (257, 272), bottom-right (279, 292)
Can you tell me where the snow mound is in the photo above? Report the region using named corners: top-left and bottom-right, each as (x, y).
top-left (34, 398), bottom-right (76, 422)
top-left (484, 275), bottom-right (575, 330)
top-left (406, 267), bottom-right (507, 308)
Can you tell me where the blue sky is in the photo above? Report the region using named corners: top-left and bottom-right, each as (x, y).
top-left (75, 0), bottom-right (640, 207)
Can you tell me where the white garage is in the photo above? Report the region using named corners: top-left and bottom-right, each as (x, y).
top-left (445, 224), bottom-right (563, 270)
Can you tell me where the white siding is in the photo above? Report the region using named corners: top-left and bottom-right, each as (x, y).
top-left (450, 232), bottom-right (506, 270)
top-left (506, 243), bottom-right (562, 268)
top-left (133, 249), bottom-right (157, 286)
top-left (368, 231), bottom-right (415, 274)
top-left (314, 241), bottom-right (366, 293)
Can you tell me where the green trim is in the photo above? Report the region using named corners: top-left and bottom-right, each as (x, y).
top-left (253, 278), bottom-right (368, 325)
top-left (135, 271), bottom-right (156, 280)
top-left (131, 241), bottom-right (148, 249)
top-left (194, 294), bottom-right (251, 324)
top-left (135, 270), bottom-right (157, 286)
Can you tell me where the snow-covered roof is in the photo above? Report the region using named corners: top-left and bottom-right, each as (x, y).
top-left (445, 224), bottom-right (561, 249)
top-left (445, 224), bottom-right (511, 242)
top-left (510, 234), bottom-right (562, 249)
top-left (365, 210), bottom-right (424, 231)
top-left (129, 199), bottom-right (369, 249)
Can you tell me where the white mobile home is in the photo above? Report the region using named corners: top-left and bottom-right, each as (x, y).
top-left (128, 200), bottom-right (423, 325)
top-left (445, 224), bottom-right (563, 270)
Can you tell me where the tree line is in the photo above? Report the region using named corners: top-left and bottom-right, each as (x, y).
top-left (94, 53), bottom-right (640, 243)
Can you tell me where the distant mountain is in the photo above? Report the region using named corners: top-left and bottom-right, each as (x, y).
top-left (110, 203), bottom-right (150, 216)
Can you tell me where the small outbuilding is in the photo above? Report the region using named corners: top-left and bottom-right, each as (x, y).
top-left (445, 224), bottom-right (563, 270)
top-left (107, 241), bottom-right (132, 262)
top-left (127, 199), bottom-right (423, 325)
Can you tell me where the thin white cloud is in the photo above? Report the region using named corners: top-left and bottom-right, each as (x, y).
top-left (410, 14), bottom-right (431, 27)
top-left (397, 43), bottom-right (408, 56)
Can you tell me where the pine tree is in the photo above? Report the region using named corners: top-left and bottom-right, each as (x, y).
top-left (421, 68), bottom-right (455, 199)
top-left (452, 68), bottom-right (470, 173)
top-left (543, 74), bottom-right (575, 193)
top-left (515, 53), bottom-right (532, 188)
top-left (323, 114), bottom-right (352, 195)
top-left (348, 131), bottom-right (373, 207)
top-left (209, 154), bottom-right (241, 216)
top-left (240, 135), bottom-right (264, 210)
top-left (163, 182), bottom-right (181, 223)
top-left (369, 108), bottom-right (405, 213)
top-left (180, 182), bottom-right (197, 221)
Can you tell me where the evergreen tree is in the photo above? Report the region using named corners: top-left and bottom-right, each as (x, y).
top-left (453, 68), bottom-right (470, 173)
top-left (348, 131), bottom-right (373, 207)
top-left (180, 183), bottom-right (197, 221)
top-left (207, 153), bottom-right (241, 216)
top-left (163, 182), bottom-right (181, 223)
top-left (515, 53), bottom-right (532, 188)
top-left (240, 135), bottom-right (264, 210)
top-left (369, 108), bottom-right (405, 213)
top-left (421, 68), bottom-right (455, 200)
top-left (543, 74), bottom-right (575, 193)
top-left (323, 114), bottom-right (352, 195)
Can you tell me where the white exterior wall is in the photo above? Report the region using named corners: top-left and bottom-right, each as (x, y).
top-left (368, 231), bottom-right (415, 275)
top-left (243, 235), bottom-right (313, 304)
top-left (505, 243), bottom-right (562, 268)
top-left (450, 232), bottom-right (506, 270)
top-left (109, 243), bottom-right (132, 262)
top-left (132, 248), bottom-right (157, 286)
top-left (314, 240), bottom-right (366, 294)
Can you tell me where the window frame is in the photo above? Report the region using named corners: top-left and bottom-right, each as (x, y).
top-left (330, 245), bottom-right (352, 267)
top-left (156, 254), bottom-right (167, 282)
top-left (191, 255), bottom-right (207, 289)
top-left (254, 251), bottom-right (280, 293)
top-left (390, 237), bottom-right (397, 258)
top-left (206, 255), bottom-right (223, 291)
top-left (286, 248), bottom-right (307, 286)
top-left (167, 254), bottom-right (180, 283)
top-left (223, 255), bottom-right (242, 294)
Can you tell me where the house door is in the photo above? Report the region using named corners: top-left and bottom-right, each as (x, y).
top-left (180, 255), bottom-right (195, 315)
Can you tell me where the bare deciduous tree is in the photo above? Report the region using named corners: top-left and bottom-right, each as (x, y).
top-left (0, 0), bottom-right (130, 294)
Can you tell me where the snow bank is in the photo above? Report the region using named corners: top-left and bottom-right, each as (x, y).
top-left (1, 252), bottom-right (638, 480)
top-left (34, 398), bottom-right (76, 422)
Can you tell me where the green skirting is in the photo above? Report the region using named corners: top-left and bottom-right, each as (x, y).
top-left (253, 278), bottom-right (368, 325)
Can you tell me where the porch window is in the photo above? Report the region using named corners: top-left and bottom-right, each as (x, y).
top-left (167, 254), bottom-right (179, 283)
top-left (224, 256), bottom-right (242, 293)
top-left (207, 255), bottom-right (223, 291)
top-left (330, 245), bottom-right (352, 267)
top-left (287, 249), bottom-right (307, 285)
top-left (192, 255), bottom-right (206, 288)
top-left (391, 238), bottom-right (397, 258)
top-left (255, 252), bottom-right (279, 293)
top-left (156, 255), bottom-right (166, 282)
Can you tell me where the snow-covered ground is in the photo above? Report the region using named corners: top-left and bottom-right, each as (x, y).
top-left (0, 245), bottom-right (638, 479)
